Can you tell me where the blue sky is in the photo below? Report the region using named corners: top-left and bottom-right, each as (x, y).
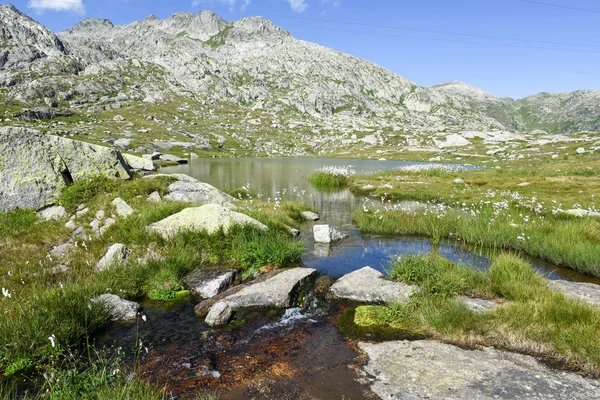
top-left (12, 0), bottom-right (600, 98)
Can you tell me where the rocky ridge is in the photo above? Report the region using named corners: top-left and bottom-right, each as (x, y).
top-left (0, 3), bottom-right (598, 162)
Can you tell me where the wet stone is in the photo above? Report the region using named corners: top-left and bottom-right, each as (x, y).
top-left (330, 266), bottom-right (415, 304)
top-left (183, 267), bottom-right (237, 299)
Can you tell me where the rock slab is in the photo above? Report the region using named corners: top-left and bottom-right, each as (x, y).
top-left (148, 204), bottom-right (267, 238)
top-left (359, 340), bottom-right (600, 400)
top-left (330, 266), bottom-right (415, 303)
top-left (203, 268), bottom-right (317, 325)
top-left (0, 127), bottom-right (131, 211)
top-left (183, 267), bottom-right (237, 299)
top-left (549, 279), bottom-right (600, 308)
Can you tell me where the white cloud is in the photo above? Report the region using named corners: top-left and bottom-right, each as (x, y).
top-left (286, 0), bottom-right (308, 13)
top-left (28, 0), bottom-right (85, 14)
top-left (321, 0), bottom-right (340, 6)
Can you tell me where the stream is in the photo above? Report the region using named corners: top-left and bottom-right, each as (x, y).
top-left (96, 157), bottom-right (599, 399)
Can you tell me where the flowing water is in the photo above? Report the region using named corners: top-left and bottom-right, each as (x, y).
top-left (95, 158), bottom-right (599, 399)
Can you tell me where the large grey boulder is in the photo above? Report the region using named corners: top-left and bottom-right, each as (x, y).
top-left (330, 266), bottom-right (415, 303)
top-left (203, 268), bottom-right (317, 325)
top-left (123, 153), bottom-right (155, 171)
top-left (359, 340), bottom-right (600, 400)
top-left (548, 279), bottom-right (600, 308)
top-left (0, 127), bottom-right (131, 211)
top-left (92, 294), bottom-right (141, 321)
top-left (147, 204), bottom-right (267, 238)
top-left (183, 267), bottom-right (237, 299)
top-left (96, 243), bottom-right (130, 272)
top-left (164, 180), bottom-right (236, 207)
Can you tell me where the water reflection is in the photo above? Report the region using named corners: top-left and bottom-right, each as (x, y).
top-left (164, 157), bottom-right (600, 284)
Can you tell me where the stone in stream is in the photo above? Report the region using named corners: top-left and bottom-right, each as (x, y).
top-left (202, 268), bottom-right (317, 326)
top-left (0, 126), bottom-right (131, 211)
top-left (183, 267), bottom-right (237, 299)
top-left (359, 340), bottom-right (600, 400)
top-left (111, 197), bottom-right (134, 217)
top-left (96, 243), bottom-right (130, 272)
top-left (548, 279), bottom-right (600, 307)
top-left (147, 204), bottom-right (267, 239)
top-left (92, 294), bottom-right (141, 321)
top-left (205, 302), bottom-right (234, 327)
top-left (313, 224), bottom-right (348, 244)
top-left (330, 267), bottom-right (415, 303)
top-left (301, 211), bottom-right (320, 221)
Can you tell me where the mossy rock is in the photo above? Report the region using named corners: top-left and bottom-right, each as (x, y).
top-left (338, 307), bottom-right (426, 342)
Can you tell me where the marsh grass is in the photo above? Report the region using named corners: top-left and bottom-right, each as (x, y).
top-left (354, 206), bottom-right (600, 276)
top-left (309, 171), bottom-right (350, 188)
top-left (350, 253), bottom-right (600, 374)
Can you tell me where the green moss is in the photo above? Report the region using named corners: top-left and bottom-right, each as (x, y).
top-left (338, 308), bottom-right (425, 341)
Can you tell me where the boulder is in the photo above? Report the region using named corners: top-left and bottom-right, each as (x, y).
top-left (576, 147), bottom-right (586, 155)
top-left (437, 134), bottom-right (471, 149)
top-left (203, 268), bottom-right (317, 324)
top-left (148, 204), bottom-right (266, 238)
top-left (453, 178), bottom-right (465, 185)
top-left (183, 267), bottom-right (237, 299)
top-left (330, 267), bottom-right (415, 303)
top-left (548, 279), bottom-right (600, 308)
top-left (111, 197), bottom-right (134, 217)
top-left (359, 340), bottom-right (600, 400)
top-left (0, 127), bottom-right (130, 211)
top-left (92, 294), bottom-right (141, 321)
top-left (38, 206), bottom-right (67, 221)
top-left (313, 224), bottom-right (348, 244)
top-left (96, 243), bottom-right (130, 272)
top-left (159, 154), bottom-right (188, 164)
top-left (301, 211), bottom-right (320, 221)
top-left (147, 191), bottom-right (162, 203)
top-left (123, 153), bottom-right (155, 171)
top-left (164, 180), bottom-right (236, 207)
top-left (205, 302), bottom-right (233, 327)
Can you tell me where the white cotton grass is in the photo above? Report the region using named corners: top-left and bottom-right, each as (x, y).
top-left (315, 165), bottom-right (356, 177)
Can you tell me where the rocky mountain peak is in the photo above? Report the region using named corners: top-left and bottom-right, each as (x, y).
top-left (0, 3), bottom-right (66, 69)
top-left (229, 16), bottom-right (292, 43)
top-left (64, 18), bottom-right (114, 35)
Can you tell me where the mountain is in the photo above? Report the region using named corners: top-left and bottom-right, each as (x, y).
top-left (434, 81), bottom-right (600, 133)
top-left (0, 4), bottom-right (598, 158)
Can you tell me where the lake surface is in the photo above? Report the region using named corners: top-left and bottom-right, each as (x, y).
top-left (163, 157), bottom-right (596, 282)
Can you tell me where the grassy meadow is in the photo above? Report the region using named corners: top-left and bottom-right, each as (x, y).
top-left (0, 175), bottom-right (307, 398)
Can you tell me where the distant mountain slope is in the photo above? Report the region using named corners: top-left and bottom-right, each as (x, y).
top-left (0, 3), bottom-right (598, 135)
top-left (434, 81), bottom-right (600, 133)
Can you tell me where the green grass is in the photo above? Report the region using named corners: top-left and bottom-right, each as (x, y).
top-left (354, 204), bottom-right (600, 276)
top-left (345, 253), bottom-right (600, 375)
top-left (309, 172), bottom-right (350, 188)
top-left (0, 175), bottom-right (305, 396)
